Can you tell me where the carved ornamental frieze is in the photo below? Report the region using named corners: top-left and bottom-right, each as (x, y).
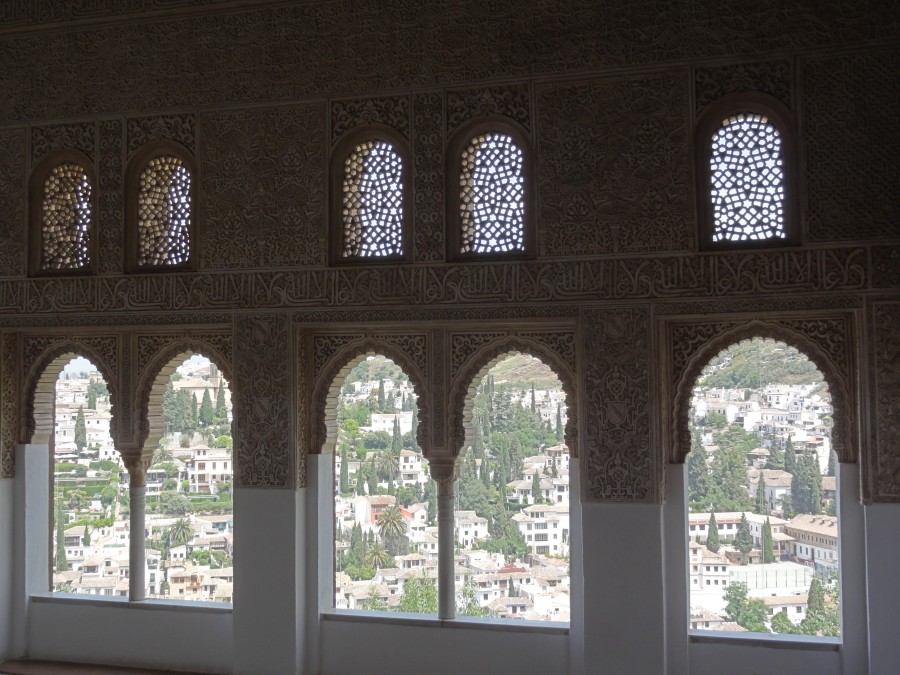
top-left (0, 129), bottom-right (26, 278)
top-left (580, 307), bottom-right (653, 502)
top-left (331, 96), bottom-right (411, 142)
top-left (694, 60), bottom-right (792, 116)
top-left (0, 247), bottom-right (879, 319)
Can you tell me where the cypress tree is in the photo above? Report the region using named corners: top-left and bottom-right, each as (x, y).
top-left (530, 384), bottom-right (536, 413)
top-left (706, 512), bottom-right (720, 553)
top-left (377, 379), bottom-right (385, 409)
top-left (472, 420), bottom-right (484, 461)
top-left (827, 450), bottom-right (837, 478)
top-left (74, 406), bottom-right (87, 452)
top-left (410, 398), bottom-right (419, 450)
top-left (391, 416), bottom-right (402, 457)
top-left (215, 379), bottom-right (227, 421)
top-left (784, 436), bottom-right (796, 474)
top-left (762, 517), bottom-right (775, 563)
top-left (531, 471), bottom-right (542, 504)
top-left (687, 427), bottom-right (710, 507)
top-left (339, 446), bottom-right (350, 494)
top-left (87, 389), bottom-right (97, 410)
top-left (754, 473), bottom-right (768, 514)
top-left (191, 393), bottom-right (199, 430)
top-left (735, 512), bottom-right (754, 555)
top-left (555, 404), bottom-right (564, 442)
top-left (199, 389), bottom-right (214, 426)
top-left (54, 494), bottom-right (68, 572)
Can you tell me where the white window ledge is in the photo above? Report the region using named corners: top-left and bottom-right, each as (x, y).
top-left (31, 593), bottom-right (232, 614)
top-left (322, 609), bottom-right (568, 635)
top-left (690, 630), bottom-right (840, 651)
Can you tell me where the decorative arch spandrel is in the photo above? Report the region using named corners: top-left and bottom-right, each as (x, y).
top-left (666, 314), bottom-right (859, 471)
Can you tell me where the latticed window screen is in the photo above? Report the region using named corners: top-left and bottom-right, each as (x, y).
top-left (710, 114), bottom-right (785, 242)
top-left (341, 140), bottom-right (404, 258)
top-left (459, 133), bottom-right (525, 254)
top-left (137, 156), bottom-right (191, 266)
top-left (40, 163), bottom-right (92, 270)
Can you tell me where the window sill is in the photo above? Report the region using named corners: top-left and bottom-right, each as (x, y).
top-left (322, 610), bottom-right (568, 635)
top-left (31, 593), bottom-right (232, 614)
top-left (690, 629), bottom-right (840, 651)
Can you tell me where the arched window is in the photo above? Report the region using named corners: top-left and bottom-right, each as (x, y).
top-left (447, 121), bottom-right (534, 260)
top-left (29, 150), bottom-right (96, 275)
top-left (697, 95), bottom-right (797, 249)
top-left (331, 129), bottom-right (411, 264)
top-left (685, 338), bottom-right (841, 637)
top-left (126, 143), bottom-right (195, 271)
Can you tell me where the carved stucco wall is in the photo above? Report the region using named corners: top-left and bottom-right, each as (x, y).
top-left (0, 2), bottom-right (896, 501)
top-left (868, 301), bottom-right (900, 502)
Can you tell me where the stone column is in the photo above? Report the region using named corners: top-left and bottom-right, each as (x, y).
top-left (430, 458), bottom-right (457, 620)
top-left (124, 453), bottom-right (147, 602)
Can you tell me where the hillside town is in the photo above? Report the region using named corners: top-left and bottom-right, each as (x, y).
top-left (334, 354), bottom-right (571, 621)
top-left (51, 357), bottom-right (234, 603)
top-left (687, 339), bottom-right (840, 636)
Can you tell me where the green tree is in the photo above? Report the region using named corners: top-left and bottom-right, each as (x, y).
top-left (391, 416), bottom-right (402, 457)
top-left (199, 389), bottom-right (214, 426)
top-left (706, 512), bottom-right (720, 553)
top-left (735, 512), bottom-right (754, 556)
top-left (555, 404), bottom-right (564, 442)
top-left (791, 451), bottom-right (822, 515)
top-left (361, 586), bottom-right (386, 611)
top-left (167, 517), bottom-right (194, 547)
top-left (87, 389), bottom-right (97, 410)
top-left (457, 580), bottom-right (488, 617)
top-left (339, 446), bottom-right (350, 495)
top-left (377, 379), bottom-right (386, 410)
top-left (754, 473), bottom-right (768, 514)
top-left (398, 571), bottom-right (437, 614)
top-left (800, 577), bottom-right (840, 637)
top-left (784, 436), bottom-right (796, 474)
top-left (74, 406), bottom-right (87, 452)
top-left (771, 610), bottom-right (798, 634)
top-left (762, 517), bottom-right (775, 564)
top-left (377, 504), bottom-right (406, 555)
top-left (410, 398), bottom-right (420, 450)
top-left (191, 393), bottom-right (199, 429)
top-left (54, 494), bottom-right (68, 572)
top-left (708, 425), bottom-right (755, 511)
top-left (531, 471), bottom-right (542, 504)
top-left (687, 426), bottom-right (710, 508)
top-left (724, 581), bottom-right (770, 633)
top-left (365, 541), bottom-right (391, 569)
top-left (214, 379), bottom-right (228, 422)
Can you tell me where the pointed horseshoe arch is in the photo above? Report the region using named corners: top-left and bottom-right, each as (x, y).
top-left (670, 320), bottom-right (855, 466)
top-left (136, 338), bottom-right (234, 455)
top-left (449, 337), bottom-right (578, 459)
top-left (24, 342), bottom-right (119, 446)
top-left (310, 338), bottom-right (429, 457)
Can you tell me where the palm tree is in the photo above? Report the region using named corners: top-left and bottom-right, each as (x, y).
top-left (365, 541), bottom-right (391, 569)
top-left (167, 517), bottom-right (194, 548)
top-left (377, 504), bottom-right (406, 544)
top-left (377, 451), bottom-right (399, 485)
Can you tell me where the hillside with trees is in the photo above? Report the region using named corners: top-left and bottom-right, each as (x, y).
top-left (700, 339), bottom-right (824, 389)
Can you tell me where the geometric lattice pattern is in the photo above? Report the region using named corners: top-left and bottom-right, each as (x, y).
top-left (40, 163), bottom-right (92, 270)
top-left (342, 140), bottom-right (404, 257)
top-left (137, 156), bottom-right (191, 266)
top-left (710, 114), bottom-right (785, 242)
top-left (459, 133), bottom-right (525, 254)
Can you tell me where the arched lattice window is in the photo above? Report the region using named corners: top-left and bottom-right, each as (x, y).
top-left (697, 95), bottom-right (797, 249)
top-left (126, 143), bottom-right (195, 271)
top-left (447, 121), bottom-right (534, 260)
top-left (29, 151), bottom-right (96, 276)
top-left (331, 129), bottom-right (411, 264)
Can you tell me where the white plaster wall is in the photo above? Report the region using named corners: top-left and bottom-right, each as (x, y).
top-left (232, 487), bottom-right (304, 675)
top-left (28, 600), bottom-right (232, 673)
top-left (865, 503), bottom-right (900, 675)
top-left (319, 619), bottom-right (568, 675)
top-left (581, 503), bottom-right (666, 674)
top-left (0, 477), bottom-right (12, 660)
